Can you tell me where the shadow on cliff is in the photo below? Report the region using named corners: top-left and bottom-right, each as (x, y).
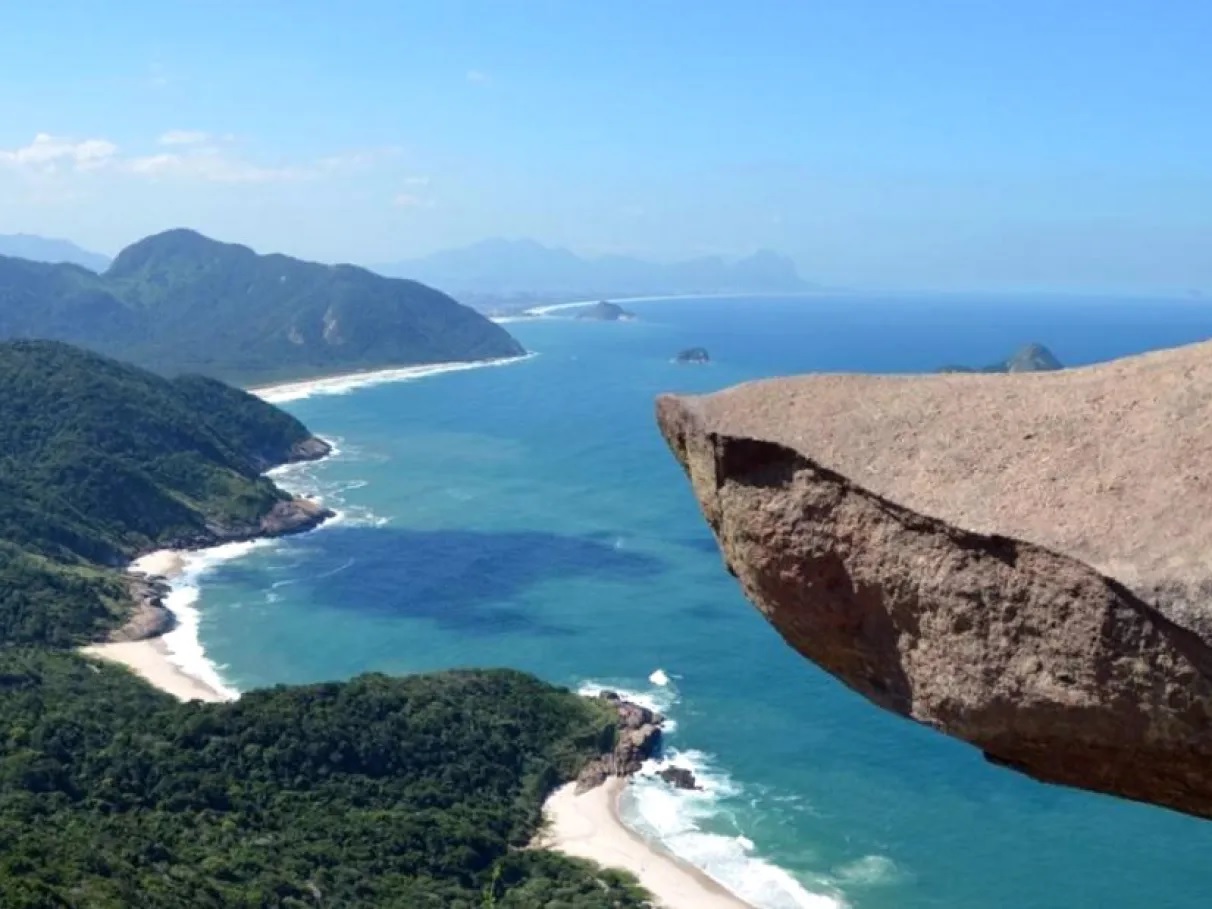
top-left (227, 524), bottom-right (666, 636)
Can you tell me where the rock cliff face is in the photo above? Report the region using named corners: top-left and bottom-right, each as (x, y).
top-left (576, 691), bottom-right (664, 792)
top-left (656, 339), bottom-right (1212, 820)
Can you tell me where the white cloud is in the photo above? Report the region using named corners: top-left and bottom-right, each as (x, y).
top-left (1, 132), bottom-right (405, 187)
top-left (392, 191), bottom-right (436, 210)
top-left (466, 69), bottom-right (491, 84)
top-left (125, 151), bottom-right (309, 184)
top-left (158, 130), bottom-right (210, 146)
top-left (0, 133), bottom-right (118, 173)
top-left (403, 175), bottom-right (430, 187)
top-left (316, 146), bottom-right (403, 173)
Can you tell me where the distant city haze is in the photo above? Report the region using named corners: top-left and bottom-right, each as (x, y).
top-left (1, 2), bottom-right (1209, 294)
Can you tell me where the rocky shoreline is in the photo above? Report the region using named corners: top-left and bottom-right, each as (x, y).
top-left (575, 690), bottom-right (700, 793)
top-left (105, 436), bottom-right (335, 643)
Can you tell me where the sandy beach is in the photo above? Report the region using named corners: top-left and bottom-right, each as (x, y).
top-left (130, 549), bottom-right (187, 579)
top-left (81, 637), bottom-right (229, 703)
top-left (250, 354), bottom-right (532, 404)
top-left (541, 779), bottom-right (756, 909)
top-left (80, 549), bottom-right (231, 704)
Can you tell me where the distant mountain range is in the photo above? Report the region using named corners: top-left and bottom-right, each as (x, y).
top-left (0, 229), bottom-right (522, 384)
top-left (375, 238), bottom-right (816, 306)
top-left (0, 233), bottom-right (111, 272)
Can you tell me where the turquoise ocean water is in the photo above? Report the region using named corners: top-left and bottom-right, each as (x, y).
top-left (173, 296), bottom-right (1212, 908)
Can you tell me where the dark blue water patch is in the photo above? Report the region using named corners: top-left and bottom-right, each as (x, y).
top-left (267, 525), bottom-right (666, 635)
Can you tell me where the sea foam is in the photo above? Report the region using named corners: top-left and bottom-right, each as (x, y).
top-left (159, 540), bottom-right (276, 700)
top-left (578, 676), bottom-right (845, 909)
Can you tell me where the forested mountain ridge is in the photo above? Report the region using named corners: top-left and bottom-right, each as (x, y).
top-left (0, 340), bottom-right (330, 645)
top-left (0, 229), bottom-right (524, 384)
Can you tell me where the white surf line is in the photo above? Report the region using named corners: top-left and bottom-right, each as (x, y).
top-left (526, 294), bottom-right (738, 316)
top-left (250, 353), bottom-right (536, 404)
top-left (523, 292), bottom-right (833, 317)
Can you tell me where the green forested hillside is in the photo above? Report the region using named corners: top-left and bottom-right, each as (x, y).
top-left (0, 340), bottom-right (328, 645)
top-left (0, 341), bottom-right (647, 906)
top-left (0, 652), bottom-right (651, 908)
top-left (0, 229), bottom-right (524, 384)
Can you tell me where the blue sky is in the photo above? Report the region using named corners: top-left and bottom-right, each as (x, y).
top-left (1, 1), bottom-right (1209, 291)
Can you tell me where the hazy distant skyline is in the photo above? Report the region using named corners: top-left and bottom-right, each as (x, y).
top-left (2, 1), bottom-right (1210, 293)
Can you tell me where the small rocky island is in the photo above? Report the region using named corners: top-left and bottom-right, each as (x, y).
top-left (575, 300), bottom-right (635, 322)
top-left (674, 347), bottom-right (710, 364)
top-left (939, 342), bottom-right (1062, 373)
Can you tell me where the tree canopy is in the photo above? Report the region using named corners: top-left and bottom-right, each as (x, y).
top-left (0, 651), bottom-right (651, 908)
top-left (0, 340), bottom-right (320, 645)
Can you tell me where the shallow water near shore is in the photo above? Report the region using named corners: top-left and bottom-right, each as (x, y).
top-left (184, 294), bottom-right (1212, 908)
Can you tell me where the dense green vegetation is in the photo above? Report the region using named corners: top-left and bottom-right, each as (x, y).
top-left (0, 340), bottom-right (648, 906)
top-left (0, 652), bottom-right (651, 908)
top-left (0, 228), bottom-right (524, 384)
top-left (0, 340), bottom-right (323, 645)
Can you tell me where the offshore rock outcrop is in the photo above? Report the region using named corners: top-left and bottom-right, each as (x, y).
top-left (657, 766), bottom-right (702, 791)
top-left (656, 339), bottom-right (1212, 820)
top-left (576, 691), bottom-right (664, 792)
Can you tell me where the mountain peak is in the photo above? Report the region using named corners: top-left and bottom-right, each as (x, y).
top-left (107, 228), bottom-right (249, 277)
top-left (0, 228), bottom-right (524, 382)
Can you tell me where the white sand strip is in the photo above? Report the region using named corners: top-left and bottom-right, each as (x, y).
top-left (130, 549), bottom-right (187, 579)
top-left (542, 779), bottom-right (756, 909)
top-left (82, 639), bottom-right (229, 703)
top-left (81, 548), bottom-right (231, 703)
top-left (249, 354), bottom-right (534, 404)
